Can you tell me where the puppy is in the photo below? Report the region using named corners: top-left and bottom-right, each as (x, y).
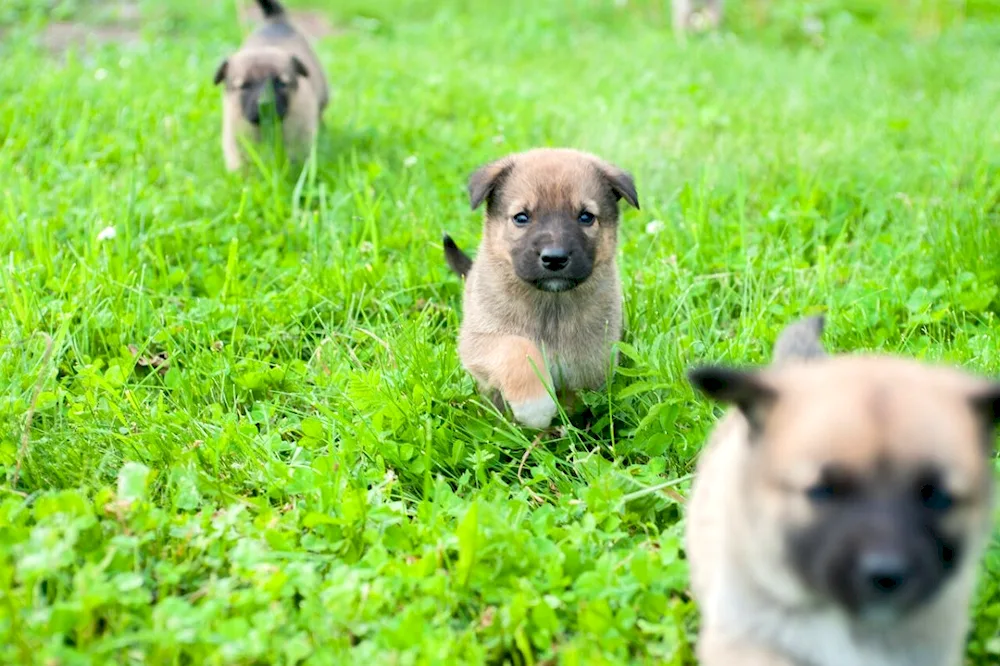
top-left (672, 0), bottom-right (724, 33)
top-left (213, 0), bottom-right (329, 172)
top-left (685, 316), bottom-right (999, 666)
top-left (443, 148), bottom-right (639, 429)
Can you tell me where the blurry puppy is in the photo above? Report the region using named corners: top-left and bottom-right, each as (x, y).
top-left (442, 148), bottom-right (639, 429)
top-left (213, 0), bottom-right (329, 171)
top-left (673, 0), bottom-right (724, 33)
top-left (685, 316), bottom-right (999, 666)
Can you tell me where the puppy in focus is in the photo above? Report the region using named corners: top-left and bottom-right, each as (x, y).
top-left (443, 148), bottom-right (639, 430)
top-left (685, 315), bottom-right (999, 666)
top-left (213, 0), bottom-right (329, 172)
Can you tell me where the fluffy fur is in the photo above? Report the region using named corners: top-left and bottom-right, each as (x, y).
top-left (213, 0), bottom-right (329, 172)
top-left (444, 148), bottom-right (639, 429)
top-left (685, 316), bottom-right (999, 666)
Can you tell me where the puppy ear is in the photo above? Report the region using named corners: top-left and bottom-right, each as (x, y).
top-left (213, 59), bottom-right (229, 85)
top-left (291, 56), bottom-right (310, 78)
top-left (597, 161), bottom-right (640, 210)
top-left (468, 158), bottom-right (514, 210)
top-left (688, 366), bottom-right (777, 434)
top-left (969, 383), bottom-right (1000, 444)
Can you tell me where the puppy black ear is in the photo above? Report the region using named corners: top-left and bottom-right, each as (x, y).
top-left (970, 383), bottom-right (1000, 442)
top-left (213, 59), bottom-right (229, 85)
top-left (688, 366), bottom-right (777, 434)
top-left (468, 158), bottom-right (514, 210)
top-left (291, 56), bottom-right (310, 78)
top-left (597, 162), bottom-right (640, 210)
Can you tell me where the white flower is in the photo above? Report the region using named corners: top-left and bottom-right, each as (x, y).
top-left (803, 17), bottom-right (824, 35)
top-left (97, 225), bottom-right (117, 241)
top-left (403, 155), bottom-right (418, 168)
top-left (645, 219), bottom-right (665, 235)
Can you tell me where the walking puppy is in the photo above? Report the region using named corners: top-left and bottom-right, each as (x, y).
top-left (443, 148), bottom-right (639, 429)
top-left (685, 316), bottom-right (999, 666)
top-left (213, 0), bottom-right (329, 172)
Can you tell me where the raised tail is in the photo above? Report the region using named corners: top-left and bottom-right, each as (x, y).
top-left (772, 315), bottom-right (826, 364)
top-left (443, 233), bottom-right (473, 278)
top-left (256, 0), bottom-right (287, 18)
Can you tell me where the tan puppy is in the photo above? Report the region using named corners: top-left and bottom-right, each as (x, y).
top-left (672, 0), bottom-right (724, 33)
top-left (213, 0), bottom-right (329, 172)
top-left (442, 148), bottom-right (639, 429)
top-left (685, 316), bottom-right (999, 666)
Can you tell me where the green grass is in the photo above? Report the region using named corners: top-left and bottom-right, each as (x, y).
top-left (2, 0), bottom-right (1000, 663)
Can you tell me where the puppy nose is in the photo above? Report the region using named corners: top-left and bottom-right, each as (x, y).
top-left (539, 248), bottom-right (569, 272)
top-left (859, 551), bottom-right (910, 596)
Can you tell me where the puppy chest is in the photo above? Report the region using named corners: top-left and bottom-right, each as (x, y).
top-left (540, 333), bottom-right (618, 392)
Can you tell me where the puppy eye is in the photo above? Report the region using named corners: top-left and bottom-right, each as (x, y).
top-left (805, 478), bottom-right (856, 503)
top-left (806, 484), bottom-right (838, 503)
top-left (512, 212), bottom-right (530, 226)
top-left (919, 484), bottom-right (953, 512)
top-left (239, 81), bottom-right (253, 90)
top-left (578, 211), bottom-right (596, 226)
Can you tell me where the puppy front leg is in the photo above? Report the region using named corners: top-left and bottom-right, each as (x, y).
top-left (461, 334), bottom-right (558, 429)
top-left (222, 117), bottom-right (244, 172)
top-left (223, 137), bottom-right (243, 172)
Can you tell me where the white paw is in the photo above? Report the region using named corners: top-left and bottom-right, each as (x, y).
top-left (510, 393), bottom-right (558, 430)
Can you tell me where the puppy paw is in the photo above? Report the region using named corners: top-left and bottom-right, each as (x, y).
top-left (510, 393), bottom-right (558, 430)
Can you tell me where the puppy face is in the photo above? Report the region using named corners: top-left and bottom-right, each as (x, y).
top-left (468, 148), bottom-right (639, 293)
top-left (214, 48), bottom-right (309, 126)
top-left (691, 357), bottom-right (999, 619)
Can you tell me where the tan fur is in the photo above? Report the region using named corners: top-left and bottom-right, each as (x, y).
top-left (457, 148), bottom-right (636, 429)
top-left (217, 6), bottom-right (328, 172)
top-left (686, 347), bottom-right (997, 666)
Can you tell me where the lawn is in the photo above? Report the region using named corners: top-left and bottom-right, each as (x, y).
top-left (1, 0), bottom-right (1000, 663)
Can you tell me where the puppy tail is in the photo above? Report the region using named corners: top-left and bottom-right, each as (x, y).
top-left (443, 233), bottom-right (473, 278)
top-left (255, 0), bottom-right (287, 18)
top-left (772, 315), bottom-right (827, 364)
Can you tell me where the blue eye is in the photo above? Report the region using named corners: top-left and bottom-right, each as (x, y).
top-left (513, 212), bottom-right (530, 226)
top-left (578, 211), bottom-right (596, 226)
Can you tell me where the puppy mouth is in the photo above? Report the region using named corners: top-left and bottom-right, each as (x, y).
top-left (533, 278), bottom-right (581, 293)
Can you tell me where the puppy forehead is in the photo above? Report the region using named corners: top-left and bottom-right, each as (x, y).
top-left (501, 153), bottom-right (608, 211)
top-left (763, 357), bottom-right (987, 488)
top-left (229, 49), bottom-right (291, 79)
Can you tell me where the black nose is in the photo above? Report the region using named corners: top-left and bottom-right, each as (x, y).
top-left (858, 551), bottom-right (910, 596)
top-left (539, 248), bottom-right (569, 272)
top-left (246, 106), bottom-right (260, 125)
